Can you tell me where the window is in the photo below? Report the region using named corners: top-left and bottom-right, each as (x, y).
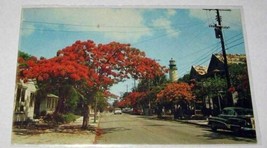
top-left (16, 87), bottom-right (21, 104)
top-left (20, 105), bottom-right (24, 112)
top-left (47, 98), bottom-right (51, 109)
top-left (29, 93), bottom-right (35, 107)
top-left (21, 89), bottom-right (26, 102)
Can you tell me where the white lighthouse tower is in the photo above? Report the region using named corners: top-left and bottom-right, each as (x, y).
top-left (169, 58), bottom-right (178, 82)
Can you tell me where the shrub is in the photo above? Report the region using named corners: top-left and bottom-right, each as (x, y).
top-left (63, 113), bottom-right (77, 123)
top-left (53, 114), bottom-right (65, 124)
top-left (40, 110), bottom-right (47, 116)
top-left (42, 113), bottom-right (77, 124)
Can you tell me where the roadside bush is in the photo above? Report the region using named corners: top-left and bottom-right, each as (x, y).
top-left (42, 113), bottom-right (77, 124)
top-left (53, 114), bottom-right (65, 124)
top-left (63, 113), bottom-right (77, 123)
top-left (40, 110), bottom-right (47, 116)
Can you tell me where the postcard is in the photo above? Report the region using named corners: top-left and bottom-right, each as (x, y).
top-left (11, 7), bottom-right (257, 146)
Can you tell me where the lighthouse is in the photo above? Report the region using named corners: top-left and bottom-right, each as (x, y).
top-left (169, 58), bottom-right (178, 82)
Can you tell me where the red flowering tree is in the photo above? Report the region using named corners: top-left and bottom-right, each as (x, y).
top-left (20, 40), bottom-right (167, 129)
top-left (122, 92), bottom-right (146, 108)
top-left (117, 99), bottom-right (128, 108)
top-left (157, 82), bottom-right (194, 103)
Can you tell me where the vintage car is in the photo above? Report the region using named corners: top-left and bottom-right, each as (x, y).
top-left (114, 108), bottom-right (122, 115)
top-left (208, 107), bottom-right (255, 134)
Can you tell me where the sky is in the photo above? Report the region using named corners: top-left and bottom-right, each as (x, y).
top-left (19, 8), bottom-right (246, 99)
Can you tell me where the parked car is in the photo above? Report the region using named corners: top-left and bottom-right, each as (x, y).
top-left (114, 108), bottom-right (122, 114)
top-left (132, 108), bottom-right (142, 115)
top-left (208, 107), bottom-right (255, 134)
top-left (122, 108), bottom-right (133, 114)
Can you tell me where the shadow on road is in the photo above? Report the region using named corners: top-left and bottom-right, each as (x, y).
top-left (199, 128), bottom-right (257, 143)
top-left (100, 127), bottom-right (131, 134)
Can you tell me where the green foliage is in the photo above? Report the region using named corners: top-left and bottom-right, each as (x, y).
top-left (65, 86), bottom-right (80, 113)
top-left (179, 73), bottom-right (190, 83)
top-left (228, 63), bottom-right (248, 87)
top-left (135, 75), bottom-right (168, 108)
top-left (201, 77), bottom-right (227, 97)
top-left (53, 114), bottom-right (65, 124)
top-left (95, 91), bottom-right (109, 112)
top-left (136, 75), bottom-right (167, 92)
top-left (43, 113), bottom-right (78, 124)
top-left (228, 63), bottom-right (252, 108)
top-left (18, 50), bottom-right (32, 60)
top-left (63, 113), bottom-right (77, 123)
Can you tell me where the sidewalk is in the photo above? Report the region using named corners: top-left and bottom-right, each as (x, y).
top-left (65, 115), bottom-right (99, 127)
top-left (12, 115), bottom-right (100, 144)
top-left (59, 114), bottom-right (100, 131)
top-left (143, 114), bottom-right (209, 127)
top-left (178, 119), bottom-right (209, 127)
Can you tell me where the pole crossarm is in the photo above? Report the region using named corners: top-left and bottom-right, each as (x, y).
top-left (209, 24), bottom-right (230, 29)
top-left (203, 9), bottom-right (231, 11)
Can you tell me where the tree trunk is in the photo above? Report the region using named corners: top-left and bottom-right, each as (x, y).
top-left (54, 97), bottom-right (66, 114)
top-left (82, 104), bottom-right (90, 129)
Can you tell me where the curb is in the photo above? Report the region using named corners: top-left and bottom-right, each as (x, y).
top-left (93, 114), bottom-right (101, 144)
top-left (142, 115), bottom-right (210, 128)
top-left (175, 120), bottom-right (209, 128)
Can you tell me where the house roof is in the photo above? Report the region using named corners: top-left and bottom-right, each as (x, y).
top-left (214, 53), bottom-right (246, 64)
top-left (47, 94), bottom-right (59, 98)
top-left (192, 65), bottom-right (208, 76)
top-left (19, 79), bottom-right (37, 92)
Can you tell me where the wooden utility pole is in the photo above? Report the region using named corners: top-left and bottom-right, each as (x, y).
top-left (205, 9), bottom-right (232, 106)
top-left (205, 9), bottom-right (231, 89)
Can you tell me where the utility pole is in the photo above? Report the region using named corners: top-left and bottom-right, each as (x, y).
top-left (205, 9), bottom-right (232, 106)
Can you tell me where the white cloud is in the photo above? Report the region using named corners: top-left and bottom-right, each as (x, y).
top-left (22, 8), bottom-right (153, 42)
top-left (167, 9), bottom-right (176, 17)
top-left (152, 18), bottom-right (179, 38)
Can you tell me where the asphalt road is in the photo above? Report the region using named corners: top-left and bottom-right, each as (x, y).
top-left (95, 112), bottom-right (256, 145)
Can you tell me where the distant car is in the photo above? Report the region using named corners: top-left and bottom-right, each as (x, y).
top-left (208, 107), bottom-right (255, 134)
top-left (114, 108), bottom-right (122, 114)
top-left (122, 108), bottom-right (133, 114)
top-left (132, 108), bottom-right (142, 115)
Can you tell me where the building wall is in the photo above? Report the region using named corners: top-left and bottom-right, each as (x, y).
top-left (14, 80), bottom-right (36, 122)
top-left (169, 69), bottom-right (178, 82)
top-left (39, 94), bottom-right (58, 114)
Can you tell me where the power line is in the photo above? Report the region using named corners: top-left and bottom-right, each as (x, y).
top-left (226, 42), bottom-right (244, 50)
top-left (21, 27), bottom-right (152, 34)
top-left (23, 20), bottom-right (202, 30)
top-left (224, 33), bottom-right (242, 42)
top-left (179, 47), bottom-right (222, 76)
top-left (178, 45), bottom-right (221, 72)
top-left (225, 36), bottom-right (243, 45)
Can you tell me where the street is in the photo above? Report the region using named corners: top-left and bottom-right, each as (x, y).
top-left (96, 112), bottom-right (256, 144)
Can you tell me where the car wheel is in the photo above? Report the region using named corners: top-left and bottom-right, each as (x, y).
top-left (232, 127), bottom-right (241, 135)
top-left (211, 123), bottom-right (217, 131)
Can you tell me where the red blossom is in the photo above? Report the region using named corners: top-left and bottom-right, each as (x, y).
top-left (20, 40), bottom-right (167, 101)
top-left (157, 82), bottom-right (194, 102)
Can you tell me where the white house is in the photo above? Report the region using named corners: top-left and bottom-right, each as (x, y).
top-left (39, 94), bottom-right (59, 114)
top-left (14, 79), bottom-right (37, 122)
top-left (13, 79), bottom-right (59, 122)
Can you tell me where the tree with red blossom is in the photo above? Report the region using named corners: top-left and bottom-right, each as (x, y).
top-left (156, 82), bottom-right (195, 118)
top-left (157, 82), bottom-right (194, 103)
top-left (122, 91), bottom-right (146, 108)
top-left (20, 40), bottom-right (167, 129)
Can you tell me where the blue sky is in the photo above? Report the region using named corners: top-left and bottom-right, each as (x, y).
top-left (19, 8), bottom-right (246, 98)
